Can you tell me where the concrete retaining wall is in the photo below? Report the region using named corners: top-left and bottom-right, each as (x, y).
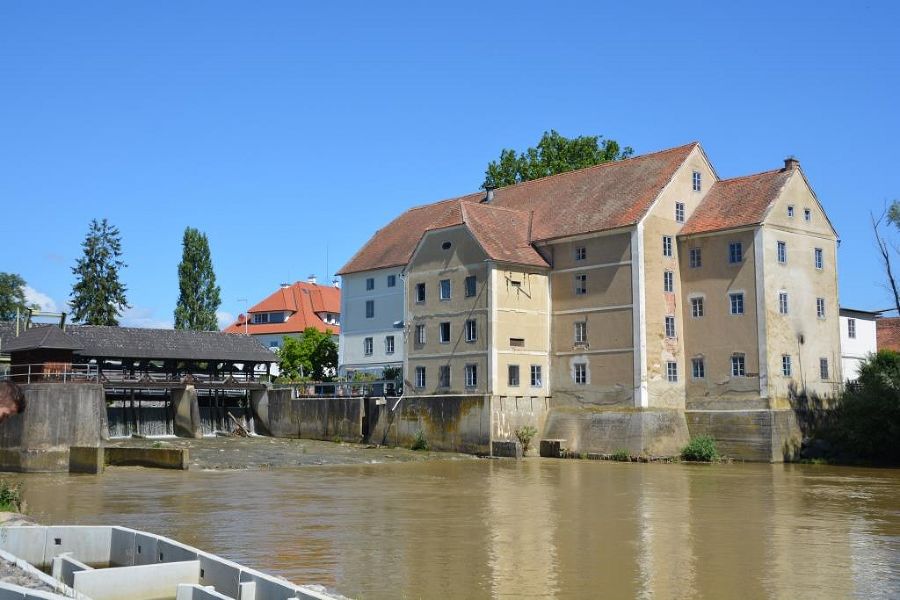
top-left (254, 389), bottom-right (363, 441)
top-left (490, 396), bottom-right (550, 456)
top-left (685, 409), bottom-right (802, 462)
top-left (0, 384), bottom-right (108, 473)
top-left (369, 395), bottom-right (491, 454)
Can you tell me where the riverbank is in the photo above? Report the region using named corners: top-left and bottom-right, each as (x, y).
top-left (104, 435), bottom-right (477, 470)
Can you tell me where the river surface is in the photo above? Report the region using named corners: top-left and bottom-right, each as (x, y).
top-left (8, 460), bottom-right (900, 599)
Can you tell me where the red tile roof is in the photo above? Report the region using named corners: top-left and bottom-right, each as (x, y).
top-left (223, 281), bottom-right (341, 336)
top-left (459, 203), bottom-right (549, 267)
top-left (876, 317), bottom-right (900, 352)
top-left (338, 142), bottom-right (698, 274)
top-left (680, 168), bottom-right (793, 236)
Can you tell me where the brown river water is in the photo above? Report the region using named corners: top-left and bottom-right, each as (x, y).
top-left (8, 460), bottom-right (900, 599)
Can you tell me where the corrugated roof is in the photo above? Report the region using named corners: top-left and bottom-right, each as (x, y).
top-left (223, 281), bottom-right (341, 336)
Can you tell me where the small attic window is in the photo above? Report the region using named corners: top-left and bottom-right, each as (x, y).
top-left (804, 209), bottom-right (812, 222)
top-left (510, 280), bottom-right (521, 288)
top-left (441, 241), bottom-right (452, 250)
top-left (787, 205), bottom-right (794, 218)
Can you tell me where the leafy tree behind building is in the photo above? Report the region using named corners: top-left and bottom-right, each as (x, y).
top-left (277, 328), bottom-right (338, 381)
top-left (0, 273), bottom-right (32, 321)
top-left (174, 227), bottom-right (222, 331)
top-left (70, 219), bottom-right (129, 326)
top-left (482, 130), bottom-right (633, 189)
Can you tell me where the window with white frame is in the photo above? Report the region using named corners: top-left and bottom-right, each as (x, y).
top-left (817, 297), bottom-right (826, 318)
top-left (689, 247), bottom-right (702, 268)
top-left (731, 354), bottom-right (746, 377)
top-left (663, 235), bottom-right (673, 257)
top-left (692, 170), bottom-right (702, 192)
top-left (691, 297), bottom-right (704, 318)
top-left (465, 364), bottom-right (477, 388)
top-left (782, 354), bottom-right (792, 377)
top-left (439, 322), bottom-right (450, 343)
top-left (665, 315), bottom-right (676, 338)
top-left (387, 275), bottom-right (396, 287)
top-left (675, 202), bottom-right (685, 223)
top-left (530, 365), bottom-right (542, 387)
top-left (729, 242), bottom-right (743, 264)
top-left (508, 365), bottom-right (520, 387)
top-left (777, 241), bottom-right (787, 264)
top-left (692, 357), bottom-right (705, 379)
top-left (574, 273), bottom-right (587, 295)
top-left (730, 292), bottom-right (745, 315)
top-left (363, 337), bottom-right (373, 356)
top-left (666, 361), bottom-right (678, 382)
top-left (438, 365), bottom-right (450, 388)
top-left (415, 283), bottom-right (425, 303)
top-left (465, 319), bottom-right (476, 342)
top-left (415, 324), bottom-right (426, 345)
top-left (415, 366), bottom-right (426, 388)
top-left (779, 292), bottom-right (789, 315)
top-left (365, 300), bottom-right (374, 319)
top-left (366, 278), bottom-right (374, 291)
top-left (465, 275), bottom-right (476, 297)
top-left (820, 358), bottom-right (829, 380)
top-left (848, 318), bottom-right (856, 339)
top-left (664, 270), bottom-right (674, 293)
top-left (440, 279), bottom-right (451, 300)
top-left (575, 246), bottom-right (586, 261)
top-left (385, 335), bottom-right (395, 354)
top-left (574, 363), bottom-right (587, 385)
top-left (575, 321), bottom-right (587, 344)
top-left (814, 248), bottom-right (823, 270)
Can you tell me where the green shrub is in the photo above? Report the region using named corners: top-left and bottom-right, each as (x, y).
top-left (411, 430), bottom-right (429, 451)
top-left (611, 449), bottom-right (630, 462)
top-left (0, 480), bottom-right (23, 512)
top-left (681, 436), bottom-right (720, 462)
top-left (514, 425), bottom-right (538, 454)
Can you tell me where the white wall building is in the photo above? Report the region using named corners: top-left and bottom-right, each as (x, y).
top-left (839, 308), bottom-right (878, 381)
top-left (338, 267), bottom-right (405, 376)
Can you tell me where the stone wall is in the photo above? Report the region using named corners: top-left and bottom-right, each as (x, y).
top-left (685, 409), bottom-right (802, 462)
top-left (368, 395), bottom-right (491, 454)
top-left (541, 407), bottom-right (690, 457)
top-left (253, 388), bottom-right (363, 441)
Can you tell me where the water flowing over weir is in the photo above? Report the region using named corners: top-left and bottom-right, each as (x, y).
top-left (106, 390), bottom-right (255, 438)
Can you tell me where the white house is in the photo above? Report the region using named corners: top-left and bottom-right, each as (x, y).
top-left (839, 308), bottom-right (878, 381)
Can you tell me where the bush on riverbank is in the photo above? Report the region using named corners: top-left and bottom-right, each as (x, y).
top-left (515, 426), bottom-right (538, 454)
top-left (681, 436), bottom-right (720, 462)
top-left (411, 430), bottom-right (429, 451)
top-left (0, 480), bottom-right (23, 512)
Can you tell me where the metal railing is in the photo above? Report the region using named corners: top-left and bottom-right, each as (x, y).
top-left (273, 379), bottom-right (401, 398)
top-left (0, 363), bottom-right (99, 384)
top-left (0, 364), bottom-right (262, 386)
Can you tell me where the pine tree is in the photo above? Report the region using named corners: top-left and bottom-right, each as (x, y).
top-left (70, 219), bottom-right (130, 325)
top-left (174, 227), bottom-right (222, 331)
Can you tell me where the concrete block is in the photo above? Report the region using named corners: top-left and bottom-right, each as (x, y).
top-left (109, 527), bottom-right (136, 567)
top-left (69, 447), bottom-right (104, 474)
top-left (238, 581), bottom-right (256, 600)
top-left (173, 386), bottom-right (202, 439)
top-left (198, 553), bottom-right (243, 599)
top-left (73, 560), bottom-right (200, 600)
top-left (43, 526), bottom-right (113, 568)
top-left (0, 582), bottom-right (67, 600)
top-left (491, 440), bottom-right (522, 459)
top-left (156, 538), bottom-right (199, 563)
top-left (0, 526), bottom-right (48, 566)
top-left (105, 447), bottom-right (189, 470)
top-left (51, 553), bottom-right (92, 587)
top-left (540, 439), bottom-right (564, 458)
top-left (239, 570), bottom-right (302, 600)
top-left (176, 584), bottom-right (232, 600)
top-left (132, 532), bottom-right (160, 567)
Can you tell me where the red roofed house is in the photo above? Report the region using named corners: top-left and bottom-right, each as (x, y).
top-left (338, 143), bottom-right (841, 461)
top-left (224, 278), bottom-right (340, 351)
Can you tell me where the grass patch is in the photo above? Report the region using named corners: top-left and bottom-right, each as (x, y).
top-left (410, 430), bottom-right (429, 451)
top-left (681, 435), bottom-right (720, 462)
top-left (0, 480), bottom-right (23, 512)
top-left (611, 449), bottom-right (631, 462)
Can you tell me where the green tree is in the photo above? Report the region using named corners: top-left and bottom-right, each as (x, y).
top-left (174, 227), bottom-right (222, 331)
top-left (0, 273), bottom-right (30, 321)
top-left (483, 130), bottom-right (633, 189)
top-left (277, 328), bottom-right (338, 381)
top-left (70, 218), bottom-right (129, 325)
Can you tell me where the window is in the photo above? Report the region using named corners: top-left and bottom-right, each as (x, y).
top-left (415, 366), bottom-right (426, 388)
top-left (575, 273), bottom-right (587, 295)
top-left (729, 242), bottom-right (743, 264)
top-left (675, 202), bottom-right (685, 223)
top-left (663, 270), bottom-right (674, 292)
top-left (269, 340), bottom-right (279, 348)
top-left (848, 318), bottom-right (857, 339)
top-left (465, 275), bottom-right (476, 297)
top-left (665, 316), bottom-right (676, 338)
top-left (385, 335), bottom-right (395, 354)
top-left (440, 279), bottom-right (451, 300)
top-left (814, 248), bottom-right (823, 270)
top-left (415, 283), bottom-right (425, 303)
top-left (692, 358), bottom-right (705, 379)
top-left (439, 365), bottom-right (450, 388)
top-left (365, 300), bottom-right (374, 319)
top-left (574, 363), bottom-right (587, 385)
top-left (820, 358), bottom-right (829, 380)
top-left (530, 365), bottom-right (542, 387)
top-left (779, 292), bottom-right (789, 315)
top-left (510, 337), bottom-right (525, 347)
top-left (730, 293), bottom-right (745, 315)
top-left (689, 247), bottom-right (702, 268)
top-left (363, 337), bottom-right (373, 356)
top-left (804, 208), bottom-right (812, 222)
top-left (387, 275), bottom-right (396, 288)
top-left (575, 246), bottom-right (586, 261)
top-left (777, 241), bottom-right (787, 264)
top-left (415, 324), bottom-right (426, 345)
top-left (817, 297), bottom-right (826, 318)
top-left (441, 241), bottom-right (452, 250)
top-left (692, 170), bottom-right (702, 192)
top-left (731, 354), bottom-right (746, 377)
top-left (666, 361), bottom-right (678, 382)
top-left (574, 321), bottom-right (587, 344)
top-left (439, 322), bottom-right (450, 343)
top-left (465, 364), bottom-right (477, 388)
top-left (782, 355), bottom-right (792, 377)
top-left (508, 365), bottom-right (520, 387)
top-left (366, 278), bottom-right (374, 291)
top-left (691, 297), bottom-right (704, 318)
top-left (663, 236), bottom-right (673, 257)
top-left (787, 205), bottom-right (794, 218)
top-left (253, 313), bottom-right (270, 324)
top-left (465, 319), bottom-right (477, 342)
top-left (510, 280), bottom-right (521, 288)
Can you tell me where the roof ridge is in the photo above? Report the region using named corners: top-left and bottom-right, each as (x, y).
top-left (715, 167), bottom-right (785, 184)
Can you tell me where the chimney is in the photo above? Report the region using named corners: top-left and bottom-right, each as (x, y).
top-left (307, 274), bottom-right (317, 285)
top-left (332, 277), bottom-right (340, 288)
top-left (783, 156), bottom-right (800, 171)
top-left (481, 185), bottom-right (495, 204)
top-left (280, 282), bottom-right (290, 289)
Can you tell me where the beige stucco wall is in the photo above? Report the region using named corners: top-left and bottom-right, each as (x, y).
top-left (760, 171), bottom-right (841, 407)
top-left (641, 146), bottom-right (717, 408)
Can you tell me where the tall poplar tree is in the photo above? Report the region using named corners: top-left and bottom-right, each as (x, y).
top-left (174, 227), bottom-right (222, 331)
top-left (70, 219), bottom-right (130, 325)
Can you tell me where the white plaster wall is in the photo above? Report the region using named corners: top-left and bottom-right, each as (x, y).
top-left (339, 267), bottom-right (405, 373)
top-left (840, 314), bottom-right (876, 380)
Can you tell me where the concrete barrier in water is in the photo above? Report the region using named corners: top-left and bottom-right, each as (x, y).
top-left (68, 446), bottom-right (190, 473)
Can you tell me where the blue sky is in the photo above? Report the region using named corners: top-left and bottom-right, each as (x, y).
top-left (2, 1), bottom-right (898, 327)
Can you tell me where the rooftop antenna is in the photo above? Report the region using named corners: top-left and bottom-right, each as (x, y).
top-left (326, 243), bottom-right (329, 279)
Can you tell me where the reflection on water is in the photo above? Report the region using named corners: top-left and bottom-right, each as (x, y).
top-left (7, 461), bottom-right (900, 599)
